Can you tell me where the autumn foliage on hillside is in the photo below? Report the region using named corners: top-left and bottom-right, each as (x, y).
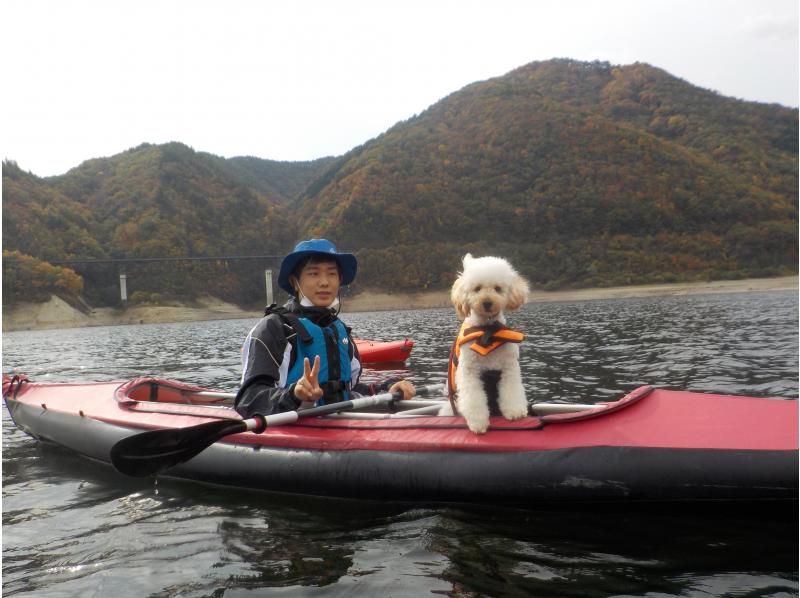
top-left (2, 60), bottom-right (797, 306)
top-left (3, 146), bottom-right (299, 306)
top-left (298, 60), bottom-right (797, 290)
top-left (3, 250), bottom-right (83, 303)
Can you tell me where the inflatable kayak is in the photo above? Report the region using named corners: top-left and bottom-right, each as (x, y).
top-left (3, 375), bottom-right (797, 506)
top-left (354, 338), bottom-right (413, 364)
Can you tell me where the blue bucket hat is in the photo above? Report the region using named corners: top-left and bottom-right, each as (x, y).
top-left (277, 239), bottom-right (358, 295)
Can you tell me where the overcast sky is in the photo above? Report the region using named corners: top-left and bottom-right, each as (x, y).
top-left (3, 0), bottom-right (798, 178)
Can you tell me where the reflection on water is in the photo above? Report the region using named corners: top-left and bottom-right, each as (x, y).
top-left (3, 290), bottom-right (798, 597)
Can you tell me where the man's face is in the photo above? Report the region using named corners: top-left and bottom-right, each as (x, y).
top-left (293, 259), bottom-right (341, 307)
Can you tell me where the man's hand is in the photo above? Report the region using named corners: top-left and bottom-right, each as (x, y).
top-left (294, 356), bottom-right (324, 403)
top-left (389, 379), bottom-right (416, 401)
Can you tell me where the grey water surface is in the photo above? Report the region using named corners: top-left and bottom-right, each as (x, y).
top-left (3, 290), bottom-right (798, 597)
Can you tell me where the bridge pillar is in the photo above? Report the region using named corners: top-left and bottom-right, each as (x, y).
top-left (119, 273), bottom-right (128, 304)
top-left (265, 269), bottom-right (274, 305)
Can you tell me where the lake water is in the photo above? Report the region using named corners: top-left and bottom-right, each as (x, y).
top-left (3, 290), bottom-right (798, 597)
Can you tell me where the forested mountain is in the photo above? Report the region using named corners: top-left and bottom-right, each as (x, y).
top-left (3, 59), bottom-right (797, 306)
top-left (295, 60), bottom-right (797, 290)
top-left (224, 155), bottom-right (337, 202)
top-left (3, 144), bottom-right (302, 305)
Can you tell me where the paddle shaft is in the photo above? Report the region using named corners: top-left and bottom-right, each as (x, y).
top-left (190, 391), bottom-right (600, 415)
top-left (244, 383), bottom-right (444, 432)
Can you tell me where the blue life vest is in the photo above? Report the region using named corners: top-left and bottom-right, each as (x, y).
top-left (286, 316), bottom-right (353, 405)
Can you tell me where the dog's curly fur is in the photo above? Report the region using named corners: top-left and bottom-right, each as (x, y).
top-left (448, 253), bottom-right (530, 434)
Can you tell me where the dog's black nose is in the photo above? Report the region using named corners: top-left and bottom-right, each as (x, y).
top-left (483, 300), bottom-right (493, 311)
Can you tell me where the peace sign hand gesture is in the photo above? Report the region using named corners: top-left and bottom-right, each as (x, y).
top-left (293, 355), bottom-right (324, 403)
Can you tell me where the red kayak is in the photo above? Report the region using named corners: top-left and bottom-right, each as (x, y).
top-left (3, 374), bottom-right (797, 506)
top-left (354, 338), bottom-right (413, 364)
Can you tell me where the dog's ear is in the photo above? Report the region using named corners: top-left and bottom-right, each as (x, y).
top-left (462, 253), bottom-right (473, 268)
top-left (450, 275), bottom-right (469, 320)
top-left (506, 274), bottom-right (530, 311)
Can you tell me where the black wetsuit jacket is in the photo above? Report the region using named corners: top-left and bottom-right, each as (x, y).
top-left (235, 300), bottom-right (398, 418)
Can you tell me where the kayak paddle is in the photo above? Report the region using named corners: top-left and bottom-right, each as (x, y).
top-left (110, 383), bottom-right (444, 478)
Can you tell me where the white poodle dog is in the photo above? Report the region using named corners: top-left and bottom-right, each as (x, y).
top-left (446, 253), bottom-right (530, 434)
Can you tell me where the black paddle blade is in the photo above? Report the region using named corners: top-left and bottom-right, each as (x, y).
top-left (110, 418), bottom-right (247, 477)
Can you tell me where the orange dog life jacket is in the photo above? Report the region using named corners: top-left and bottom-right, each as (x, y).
top-left (447, 321), bottom-right (525, 406)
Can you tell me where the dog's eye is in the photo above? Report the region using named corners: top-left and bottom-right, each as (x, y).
top-left (474, 285), bottom-right (482, 292)
top-left (495, 286), bottom-right (502, 293)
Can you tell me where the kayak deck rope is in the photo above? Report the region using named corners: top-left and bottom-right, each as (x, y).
top-left (2, 374), bottom-right (29, 400)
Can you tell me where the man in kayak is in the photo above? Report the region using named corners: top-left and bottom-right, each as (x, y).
top-left (235, 239), bottom-right (416, 417)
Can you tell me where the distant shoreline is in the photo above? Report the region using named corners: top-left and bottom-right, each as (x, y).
top-left (343, 276), bottom-right (799, 313)
top-left (2, 275), bottom-right (797, 332)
